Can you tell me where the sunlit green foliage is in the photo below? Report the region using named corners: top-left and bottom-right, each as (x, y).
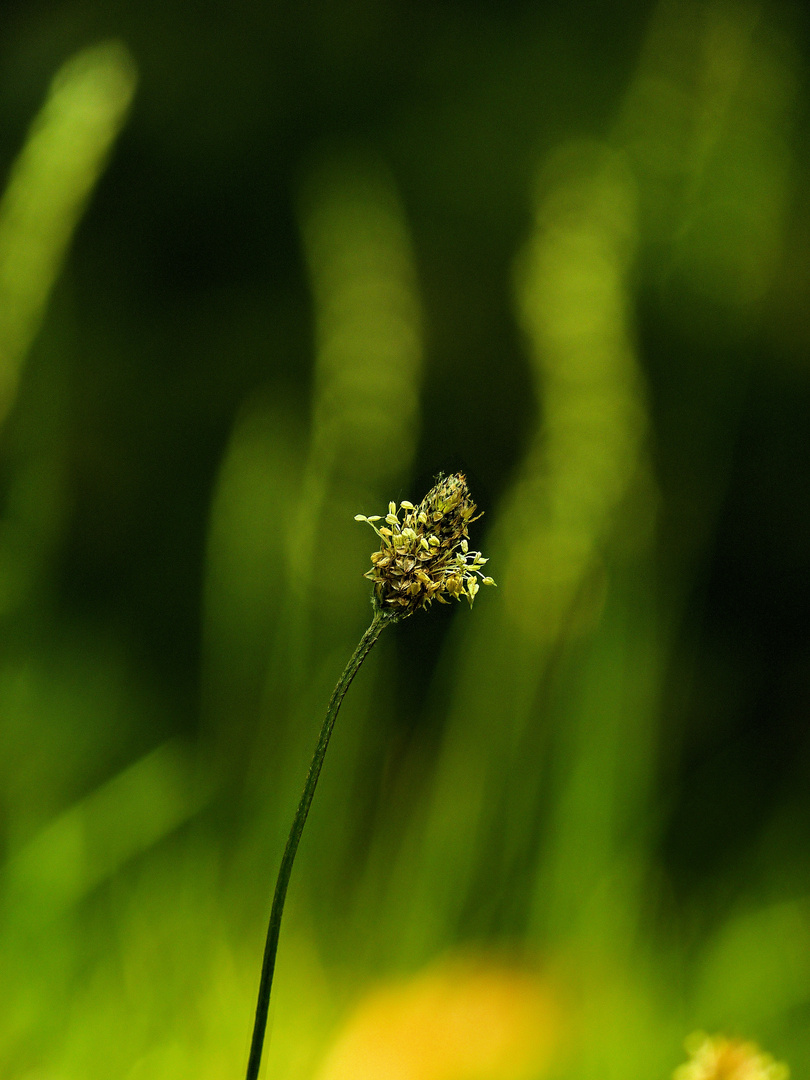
top-left (1, 2), bottom-right (808, 1078)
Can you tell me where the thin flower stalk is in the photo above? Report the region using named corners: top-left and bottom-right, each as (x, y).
top-left (245, 473), bottom-right (493, 1080)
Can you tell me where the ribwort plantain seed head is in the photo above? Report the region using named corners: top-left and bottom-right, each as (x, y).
top-left (355, 473), bottom-right (495, 618)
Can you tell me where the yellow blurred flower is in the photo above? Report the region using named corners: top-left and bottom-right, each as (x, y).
top-left (674, 1033), bottom-right (789, 1080)
top-left (315, 955), bottom-right (562, 1080)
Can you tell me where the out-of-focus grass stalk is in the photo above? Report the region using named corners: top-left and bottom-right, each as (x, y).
top-left (615, 0), bottom-right (796, 313)
top-left (508, 142), bottom-right (647, 643)
top-left (299, 151), bottom-right (422, 487)
top-left (613, 0), bottom-right (798, 595)
top-left (209, 149), bottom-right (425, 896)
top-left (288, 149), bottom-right (423, 660)
top-left (0, 40), bottom-right (137, 428)
top-left (202, 148), bottom-right (423, 860)
top-left (376, 143), bottom-right (651, 963)
top-left (512, 145), bottom-right (655, 953)
top-left (201, 398), bottom-right (304, 775)
top-left (2, 739), bottom-right (209, 925)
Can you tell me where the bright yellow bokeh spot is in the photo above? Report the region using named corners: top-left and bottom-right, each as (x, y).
top-left (315, 956), bottom-right (564, 1080)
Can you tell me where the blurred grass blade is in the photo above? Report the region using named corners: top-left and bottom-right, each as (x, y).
top-left (202, 151), bottom-right (423, 880)
top-left (530, 577), bottom-right (662, 950)
top-left (0, 40), bottom-right (137, 426)
top-left (507, 140), bottom-right (648, 647)
top-left (202, 396), bottom-right (304, 768)
top-left (693, 897), bottom-right (810, 1027)
top-left (3, 739), bottom-right (210, 924)
top-left (291, 148), bottom-right (423, 635)
top-left (374, 143), bottom-right (652, 960)
top-left (240, 148), bottom-right (425, 832)
top-left (615, 0), bottom-right (796, 314)
top-left (299, 147), bottom-right (423, 494)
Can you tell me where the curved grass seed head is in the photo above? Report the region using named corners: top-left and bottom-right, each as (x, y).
top-left (355, 472), bottom-right (495, 618)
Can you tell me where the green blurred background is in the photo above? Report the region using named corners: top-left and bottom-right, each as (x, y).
top-left (1, 1), bottom-right (809, 1077)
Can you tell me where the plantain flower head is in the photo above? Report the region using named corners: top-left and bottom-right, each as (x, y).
top-left (355, 473), bottom-right (495, 618)
top-left (674, 1034), bottom-right (789, 1080)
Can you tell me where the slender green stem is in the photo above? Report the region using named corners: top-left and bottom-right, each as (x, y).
top-left (245, 608), bottom-right (395, 1080)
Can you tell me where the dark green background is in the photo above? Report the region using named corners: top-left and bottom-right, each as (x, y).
top-left (1, 1), bottom-right (808, 1076)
